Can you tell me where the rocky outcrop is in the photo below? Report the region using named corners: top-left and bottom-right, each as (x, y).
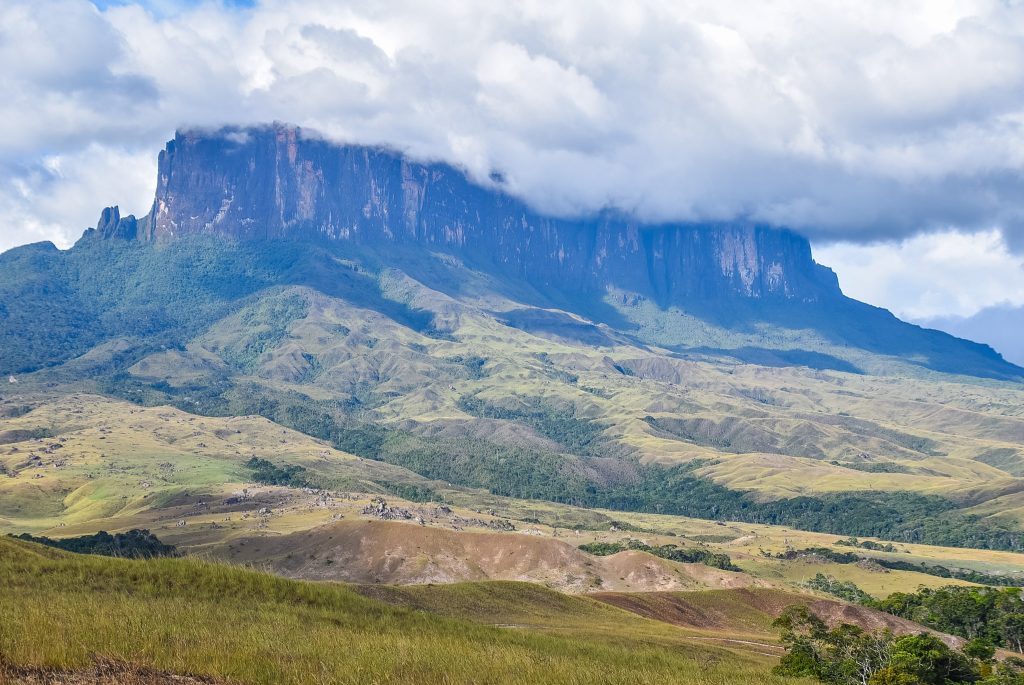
top-left (93, 206), bottom-right (140, 240)
top-left (119, 123), bottom-right (841, 307)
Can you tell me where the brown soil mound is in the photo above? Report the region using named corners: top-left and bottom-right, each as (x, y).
top-left (590, 587), bottom-right (959, 645)
top-left (806, 599), bottom-right (942, 637)
top-left (855, 559), bottom-right (890, 573)
top-left (221, 520), bottom-right (765, 593)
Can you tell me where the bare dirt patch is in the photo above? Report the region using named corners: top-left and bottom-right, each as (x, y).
top-left (590, 587), bottom-right (959, 645)
top-left (222, 519), bottom-right (767, 593)
top-left (0, 658), bottom-right (220, 685)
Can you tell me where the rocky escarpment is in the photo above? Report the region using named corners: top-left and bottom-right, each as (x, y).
top-left (102, 124), bottom-right (840, 307)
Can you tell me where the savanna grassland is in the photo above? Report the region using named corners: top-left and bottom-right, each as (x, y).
top-left (3, 394), bottom-right (1023, 596)
top-left (0, 535), bottom-right (802, 685)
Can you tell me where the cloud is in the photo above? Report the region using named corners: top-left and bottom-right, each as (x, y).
top-left (0, 145), bottom-right (156, 253)
top-left (814, 229), bottom-right (1024, 320)
top-left (1, 0), bottom-right (1024, 289)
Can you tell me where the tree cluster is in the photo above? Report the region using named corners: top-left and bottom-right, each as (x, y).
top-left (578, 540), bottom-right (740, 571)
top-left (774, 605), bottom-right (1024, 685)
top-left (245, 457), bottom-right (316, 488)
top-left (806, 573), bottom-right (874, 605)
top-left (775, 547), bottom-right (1024, 587)
top-left (875, 587), bottom-right (1024, 654)
top-left (12, 529), bottom-right (176, 559)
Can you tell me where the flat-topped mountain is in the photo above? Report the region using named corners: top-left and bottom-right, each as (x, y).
top-left (3, 123), bottom-right (1024, 565)
top-left (99, 124), bottom-right (839, 306)
top-left (76, 123), bottom-right (1021, 381)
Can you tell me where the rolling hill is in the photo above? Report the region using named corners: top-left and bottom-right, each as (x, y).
top-left (3, 532), bottom-right (966, 684)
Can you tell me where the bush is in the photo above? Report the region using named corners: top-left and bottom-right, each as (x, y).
top-left (12, 529), bottom-right (176, 559)
top-left (245, 457), bottom-right (315, 488)
top-left (578, 539), bottom-right (741, 572)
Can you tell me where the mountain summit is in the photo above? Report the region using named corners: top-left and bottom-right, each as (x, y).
top-left (0, 123), bottom-right (1014, 381)
top-left (100, 124), bottom-right (839, 307)
top-left (76, 123), bottom-right (1021, 381)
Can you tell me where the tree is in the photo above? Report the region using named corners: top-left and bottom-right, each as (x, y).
top-left (826, 624), bottom-right (893, 685)
top-left (981, 657), bottom-right (1024, 685)
top-left (774, 605), bottom-right (984, 685)
top-left (884, 634), bottom-right (976, 685)
top-left (963, 638), bottom-right (995, 663)
top-left (774, 606), bottom-right (892, 685)
top-left (868, 667), bottom-right (922, 685)
top-left (1000, 615), bottom-right (1024, 654)
top-left (774, 605), bottom-right (829, 679)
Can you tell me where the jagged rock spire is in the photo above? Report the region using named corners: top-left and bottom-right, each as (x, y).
top-left (95, 205), bottom-right (139, 240)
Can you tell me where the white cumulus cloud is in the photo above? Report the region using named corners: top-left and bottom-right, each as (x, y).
top-left (815, 229), bottom-right (1024, 320)
top-left (0, 0), bottom-right (1023, 322)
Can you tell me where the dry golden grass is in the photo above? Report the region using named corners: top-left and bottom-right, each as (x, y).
top-left (0, 537), bottom-right (803, 685)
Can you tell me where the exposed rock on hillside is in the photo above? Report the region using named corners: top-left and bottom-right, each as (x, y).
top-left (134, 124), bottom-right (840, 306)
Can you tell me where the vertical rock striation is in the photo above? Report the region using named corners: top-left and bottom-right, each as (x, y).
top-left (110, 124), bottom-right (841, 307)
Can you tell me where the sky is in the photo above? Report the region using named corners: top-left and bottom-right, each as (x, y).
top-left (2, 0), bottom-right (1024, 335)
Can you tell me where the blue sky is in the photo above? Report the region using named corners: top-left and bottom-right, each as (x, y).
top-left (2, 0), bottom-right (1023, 355)
top-left (90, 0), bottom-right (255, 12)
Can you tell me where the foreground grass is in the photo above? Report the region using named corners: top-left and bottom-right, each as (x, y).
top-left (0, 538), bottom-right (799, 685)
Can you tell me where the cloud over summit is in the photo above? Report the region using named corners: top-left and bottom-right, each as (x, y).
top-left (3, 0), bottom-right (1024, 256)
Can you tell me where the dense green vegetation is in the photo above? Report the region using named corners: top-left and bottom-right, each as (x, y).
top-left (788, 573), bottom-right (1024, 657)
top-left (10, 529), bottom-right (176, 558)
top-left (0, 237), bottom-right (436, 376)
top-left (591, 464), bottom-right (1024, 552)
top-left (804, 573), bottom-right (874, 604)
top-left (578, 540), bottom-right (741, 571)
top-left (288, 405), bottom-right (1024, 553)
top-left (773, 605), bottom-right (1022, 684)
top-left (775, 547), bottom-right (1024, 587)
top-left (443, 355), bottom-right (488, 380)
top-left (836, 537), bottom-right (898, 552)
top-left (0, 239), bottom-right (281, 374)
top-left (833, 461), bottom-right (915, 475)
top-left (216, 294), bottom-right (310, 372)
top-left (380, 482), bottom-right (445, 503)
top-left (874, 586), bottom-right (1024, 653)
top-left (457, 395), bottom-right (605, 454)
top-left (245, 457), bottom-right (316, 488)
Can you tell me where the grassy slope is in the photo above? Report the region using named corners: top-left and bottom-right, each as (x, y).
top-left (128, 280), bottom-right (1024, 505)
top-left (4, 243), bottom-right (1024, 551)
top-left (7, 241), bottom-right (1023, 506)
top-left (0, 393), bottom-right (437, 533)
top-left (0, 537), bottom-right (795, 685)
top-left (1, 396), bottom-right (1023, 598)
top-left (356, 581), bottom-right (784, 655)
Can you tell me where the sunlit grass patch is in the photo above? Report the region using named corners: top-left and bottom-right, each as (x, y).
top-left (0, 537), bottom-right (798, 684)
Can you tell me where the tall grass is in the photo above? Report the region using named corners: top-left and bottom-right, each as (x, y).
top-left (0, 538), bottom-right (798, 684)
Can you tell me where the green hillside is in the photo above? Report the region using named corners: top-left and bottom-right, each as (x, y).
top-left (0, 535), bottom-right (792, 685)
top-left (2, 236), bottom-right (1024, 551)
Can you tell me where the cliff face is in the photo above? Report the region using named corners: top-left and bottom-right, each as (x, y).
top-left (117, 124), bottom-right (841, 306)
